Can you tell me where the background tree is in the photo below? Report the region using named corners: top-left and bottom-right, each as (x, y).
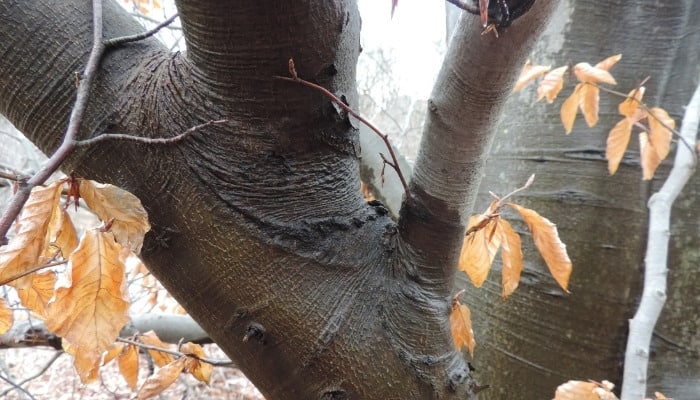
top-left (1, 1), bottom-right (699, 399)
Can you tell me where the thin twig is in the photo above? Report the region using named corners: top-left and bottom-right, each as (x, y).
top-left (0, 374), bottom-right (38, 400)
top-left (445, 0), bottom-right (480, 14)
top-left (74, 119), bottom-right (228, 147)
top-left (0, 260), bottom-right (66, 287)
top-left (592, 82), bottom-right (697, 160)
top-left (116, 337), bottom-right (235, 367)
top-left (274, 59), bottom-right (412, 204)
top-left (104, 13), bottom-right (179, 48)
top-left (0, 170), bottom-right (28, 182)
top-left (0, 0), bottom-right (105, 244)
top-left (130, 12), bottom-right (182, 30)
top-left (0, 352), bottom-right (63, 398)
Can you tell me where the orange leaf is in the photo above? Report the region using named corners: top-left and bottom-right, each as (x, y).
top-left (180, 342), bottom-right (214, 382)
top-left (618, 87), bottom-right (645, 118)
top-left (579, 84), bottom-right (600, 127)
top-left (640, 132), bottom-right (662, 180)
top-left (507, 203), bottom-right (572, 292)
top-left (79, 180), bottom-right (151, 254)
top-left (450, 303), bottom-right (475, 356)
top-left (103, 343), bottom-right (124, 365)
top-left (0, 181), bottom-right (63, 287)
top-left (537, 66), bottom-right (568, 103)
top-left (45, 229), bottom-right (131, 383)
top-left (140, 330), bottom-right (175, 367)
top-left (648, 107), bottom-right (675, 160)
top-left (554, 380), bottom-right (618, 400)
top-left (561, 84), bottom-right (582, 134)
top-left (497, 219), bottom-right (523, 299)
top-left (0, 298), bottom-right (13, 334)
top-left (574, 62), bottom-right (617, 85)
top-left (594, 54), bottom-right (622, 71)
top-left (14, 271), bottom-right (55, 319)
top-left (44, 206), bottom-right (78, 260)
top-left (137, 357), bottom-right (186, 400)
top-left (606, 118), bottom-right (633, 175)
top-left (459, 211), bottom-right (501, 288)
top-left (118, 344), bottom-right (140, 390)
top-left (513, 60), bottom-right (551, 93)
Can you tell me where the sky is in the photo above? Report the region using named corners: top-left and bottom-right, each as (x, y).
top-left (357, 0), bottom-right (447, 98)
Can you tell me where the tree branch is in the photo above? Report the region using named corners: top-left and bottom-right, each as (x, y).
top-left (0, 0), bottom-right (105, 244)
top-left (621, 72), bottom-right (700, 400)
top-left (73, 119), bottom-right (228, 147)
top-left (397, 0), bottom-right (561, 293)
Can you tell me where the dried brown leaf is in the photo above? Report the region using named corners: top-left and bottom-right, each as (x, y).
top-left (450, 303), bottom-right (475, 356)
top-left (508, 203), bottom-right (572, 292)
top-left (459, 211), bottom-right (501, 288)
top-left (497, 219), bottom-right (523, 299)
top-left (561, 84), bottom-right (582, 134)
top-left (648, 107), bottom-right (675, 160)
top-left (606, 118), bottom-right (633, 175)
top-left (574, 62), bottom-right (617, 85)
top-left (45, 229), bottom-right (131, 383)
top-left (118, 344), bottom-right (139, 390)
top-left (45, 207), bottom-right (78, 259)
top-left (140, 330), bottom-right (175, 367)
top-left (640, 132), bottom-right (662, 180)
top-left (554, 380), bottom-right (618, 400)
top-left (137, 357), bottom-right (186, 400)
top-left (594, 54), bottom-right (622, 71)
top-left (537, 66), bottom-right (568, 103)
top-left (14, 271), bottom-right (55, 319)
top-left (102, 343), bottom-right (124, 365)
top-left (580, 84), bottom-right (600, 127)
top-left (0, 299), bottom-right (13, 334)
top-left (79, 180), bottom-right (151, 253)
top-left (618, 87), bottom-right (645, 118)
top-left (0, 182), bottom-right (63, 287)
top-left (514, 60), bottom-right (551, 93)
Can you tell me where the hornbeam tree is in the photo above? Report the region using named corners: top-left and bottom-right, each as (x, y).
top-left (1, 1), bottom-right (700, 399)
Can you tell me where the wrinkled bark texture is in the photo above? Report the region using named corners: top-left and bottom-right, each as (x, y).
top-left (0, 0), bottom-right (557, 398)
top-left (463, 1), bottom-right (700, 399)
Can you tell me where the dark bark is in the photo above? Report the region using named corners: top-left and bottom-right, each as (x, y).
top-left (464, 1), bottom-right (700, 399)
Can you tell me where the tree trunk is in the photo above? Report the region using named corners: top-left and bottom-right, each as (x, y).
top-left (464, 1), bottom-right (700, 398)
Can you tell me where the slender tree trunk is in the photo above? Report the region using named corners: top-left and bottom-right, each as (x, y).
top-left (464, 1), bottom-right (700, 398)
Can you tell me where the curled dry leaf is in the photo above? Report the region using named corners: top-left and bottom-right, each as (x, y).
top-left (618, 87), bottom-right (645, 117)
top-left (79, 180), bottom-right (151, 254)
top-left (450, 302), bottom-right (476, 356)
top-left (45, 229), bottom-right (131, 383)
top-left (118, 344), bottom-right (140, 390)
top-left (574, 62), bottom-right (617, 85)
top-left (513, 60), bottom-right (551, 93)
top-left (647, 107), bottom-right (675, 160)
top-left (561, 84), bottom-right (582, 134)
top-left (0, 298), bottom-right (13, 334)
top-left (0, 181), bottom-right (62, 288)
top-left (580, 84), bottom-right (600, 127)
top-left (459, 206), bottom-right (501, 288)
top-left (137, 357), bottom-right (186, 400)
top-left (102, 343), bottom-right (124, 365)
top-left (507, 203), bottom-right (572, 292)
top-left (594, 53), bottom-right (622, 71)
top-left (537, 66), bottom-right (568, 103)
top-left (44, 206), bottom-right (78, 260)
top-left (497, 219), bottom-right (523, 299)
top-left (14, 271), bottom-right (55, 319)
top-left (554, 380), bottom-right (618, 400)
top-left (140, 330), bottom-right (175, 367)
top-left (181, 342), bottom-right (213, 384)
top-left (606, 118), bottom-right (633, 175)
top-left (640, 132), bottom-right (662, 180)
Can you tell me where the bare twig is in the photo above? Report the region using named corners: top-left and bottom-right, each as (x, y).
top-left (0, 260), bottom-right (66, 286)
top-left (620, 73), bottom-right (700, 400)
top-left (0, 170), bottom-right (28, 182)
top-left (74, 119), bottom-right (228, 147)
top-left (274, 59), bottom-right (412, 204)
top-left (116, 337), bottom-right (235, 367)
top-left (0, 373), bottom-right (38, 400)
top-left (130, 12), bottom-right (182, 30)
top-left (0, 351), bottom-right (63, 398)
top-left (0, 0), bottom-right (105, 244)
top-left (104, 13), bottom-right (179, 48)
